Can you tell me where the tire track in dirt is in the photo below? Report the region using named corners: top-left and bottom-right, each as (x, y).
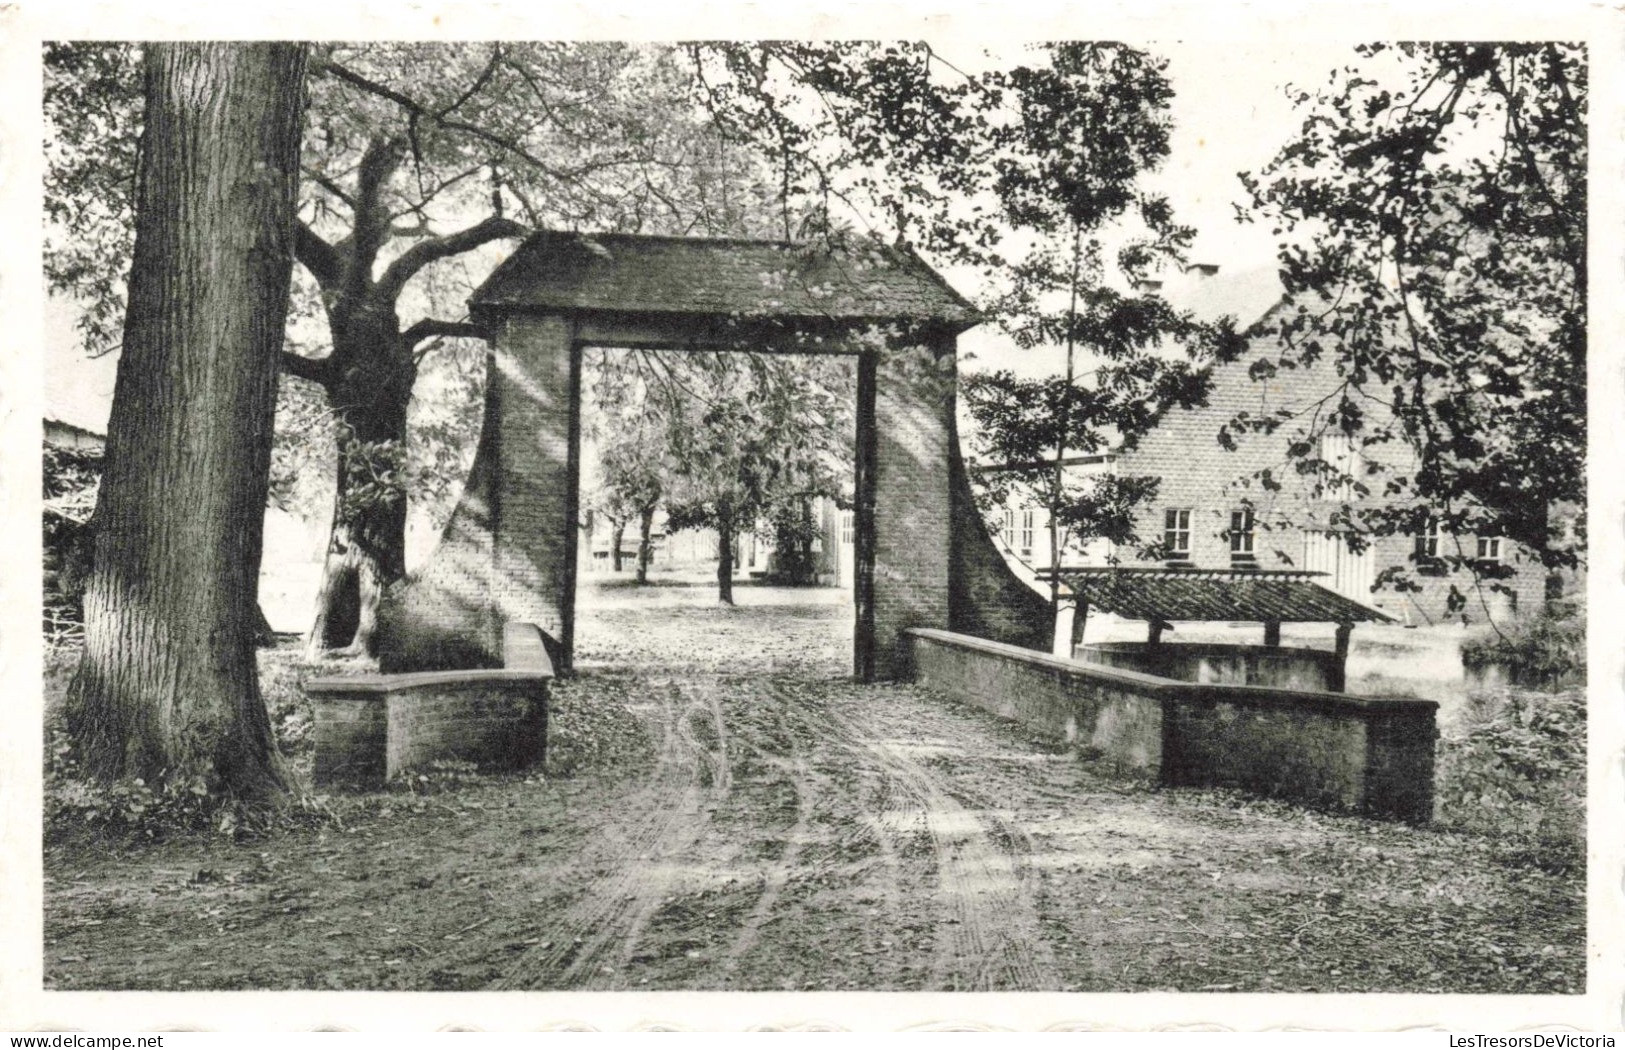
top-left (491, 679), bottom-right (728, 989)
top-left (820, 689), bottom-right (1062, 991)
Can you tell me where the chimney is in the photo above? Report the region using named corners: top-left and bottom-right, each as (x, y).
top-left (1185, 262), bottom-right (1220, 279)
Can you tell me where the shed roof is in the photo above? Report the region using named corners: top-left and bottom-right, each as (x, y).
top-left (1056, 567), bottom-right (1393, 625)
top-left (471, 230), bottom-right (979, 328)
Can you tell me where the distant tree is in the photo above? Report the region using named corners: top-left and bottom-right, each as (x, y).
top-left (588, 426), bottom-right (666, 582)
top-left (955, 44), bottom-right (1244, 604)
top-left (1240, 43), bottom-right (1586, 606)
top-left (659, 352), bottom-right (853, 604)
top-left (64, 42), bottom-right (308, 800)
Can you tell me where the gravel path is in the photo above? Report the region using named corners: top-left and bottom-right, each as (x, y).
top-left (42, 578), bottom-right (1584, 993)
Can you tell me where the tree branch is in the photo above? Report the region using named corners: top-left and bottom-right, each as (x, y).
top-left (294, 221), bottom-right (342, 287)
top-left (281, 349), bottom-right (335, 385)
top-left (400, 318), bottom-right (488, 349)
top-left (377, 214), bottom-right (527, 301)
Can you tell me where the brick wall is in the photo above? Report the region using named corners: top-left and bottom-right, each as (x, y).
top-left (378, 316), bottom-right (580, 671)
top-left (947, 381), bottom-right (1054, 652)
top-left (490, 315), bottom-right (579, 669)
top-left (908, 628), bottom-right (1438, 821)
top-left (308, 669), bottom-right (550, 788)
top-left (910, 629), bottom-right (1164, 774)
top-left (1117, 311), bottom-right (1548, 625)
top-left (868, 337), bottom-right (955, 678)
top-left (377, 361), bottom-right (503, 672)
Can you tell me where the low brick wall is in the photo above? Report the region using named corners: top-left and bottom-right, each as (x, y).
top-left (910, 630), bottom-right (1166, 775)
top-left (309, 623), bottom-right (553, 789)
top-left (907, 629), bottom-right (1437, 821)
top-left (1078, 641), bottom-right (1339, 693)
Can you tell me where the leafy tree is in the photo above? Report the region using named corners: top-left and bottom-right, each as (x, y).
top-left (64, 42), bottom-right (308, 801)
top-left (1239, 43), bottom-right (1585, 603)
top-left (46, 42), bottom-right (785, 658)
top-left (688, 43), bottom-right (1243, 608)
top-left (584, 404), bottom-right (667, 581)
top-left (956, 45), bottom-right (1243, 604)
top-left (656, 351), bottom-right (854, 604)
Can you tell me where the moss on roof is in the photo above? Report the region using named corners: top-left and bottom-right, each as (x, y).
top-left (471, 230), bottom-right (979, 328)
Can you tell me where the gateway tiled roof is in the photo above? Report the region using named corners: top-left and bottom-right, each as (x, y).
top-left (1055, 567), bottom-right (1393, 625)
top-left (471, 230), bottom-right (979, 328)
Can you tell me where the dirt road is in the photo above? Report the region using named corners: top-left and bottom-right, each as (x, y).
top-left (43, 580), bottom-right (1583, 993)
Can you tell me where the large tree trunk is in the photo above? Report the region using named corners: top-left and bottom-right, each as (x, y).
top-left (636, 504), bottom-right (655, 584)
top-left (66, 43), bottom-right (307, 800)
top-left (306, 309), bottom-right (414, 658)
top-left (610, 520), bottom-right (627, 573)
top-left (716, 520), bottom-right (735, 605)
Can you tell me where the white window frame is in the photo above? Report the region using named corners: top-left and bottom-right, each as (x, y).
top-left (1229, 508), bottom-right (1256, 562)
top-left (1164, 508), bottom-right (1191, 561)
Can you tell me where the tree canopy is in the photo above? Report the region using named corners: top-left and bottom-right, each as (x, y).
top-left (1239, 43), bottom-right (1586, 587)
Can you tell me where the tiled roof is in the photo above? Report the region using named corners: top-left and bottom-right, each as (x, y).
top-left (1055, 567), bottom-right (1393, 624)
top-left (472, 230), bottom-right (979, 328)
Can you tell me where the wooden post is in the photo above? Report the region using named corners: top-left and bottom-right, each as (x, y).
top-left (1148, 619), bottom-right (1164, 646)
top-left (1331, 621), bottom-right (1353, 692)
top-left (1263, 620), bottom-right (1281, 647)
top-left (1069, 600), bottom-right (1089, 656)
top-left (853, 348), bottom-right (878, 683)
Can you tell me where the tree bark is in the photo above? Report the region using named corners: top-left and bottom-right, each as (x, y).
top-left (636, 503), bottom-right (655, 584)
top-left (66, 42), bottom-right (308, 800)
top-left (716, 519), bottom-right (735, 605)
top-left (305, 319), bottom-right (414, 658)
top-left (610, 520), bottom-right (627, 573)
top-left (292, 138), bottom-right (520, 658)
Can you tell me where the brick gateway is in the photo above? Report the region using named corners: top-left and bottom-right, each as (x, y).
top-left (376, 231), bottom-right (1050, 680)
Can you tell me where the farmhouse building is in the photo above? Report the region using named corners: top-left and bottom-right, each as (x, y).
top-left (1109, 269), bottom-right (1551, 627)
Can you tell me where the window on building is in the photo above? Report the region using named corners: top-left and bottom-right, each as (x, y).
top-left (1476, 536), bottom-right (1503, 565)
top-left (1228, 508), bottom-right (1256, 565)
top-left (1020, 509), bottom-right (1035, 555)
top-left (1316, 433), bottom-right (1363, 501)
top-left (1000, 509), bottom-right (1015, 549)
top-left (1414, 517), bottom-right (1447, 575)
top-left (840, 511), bottom-right (854, 546)
top-left (1163, 508), bottom-right (1191, 563)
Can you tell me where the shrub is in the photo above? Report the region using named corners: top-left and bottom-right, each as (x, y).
top-left (1433, 686), bottom-right (1584, 869)
top-left (45, 723), bottom-right (220, 842)
top-left (1460, 603), bottom-right (1585, 688)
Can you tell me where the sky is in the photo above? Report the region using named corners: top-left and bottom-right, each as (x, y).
top-left (43, 38), bottom-right (1369, 430)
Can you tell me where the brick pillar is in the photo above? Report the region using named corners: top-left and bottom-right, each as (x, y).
top-left (868, 332), bottom-right (955, 679)
top-left (490, 314), bottom-right (580, 672)
top-left (376, 313), bottom-right (581, 672)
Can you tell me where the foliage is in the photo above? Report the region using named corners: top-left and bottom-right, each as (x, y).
top-left (751, 41), bottom-right (1251, 573)
top-left (46, 720), bottom-right (218, 841)
top-left (1240, 43), bottom-right (1586, 582)
top-left (658, 352), bottom-right (854, 556)
top-left (42, 441), bottom-right (104, 645)
top-left (43, 41), bottom-right (141, 356)
top-left (1460, 602), bottom-right (1585, 686)
top-left (1434, 686), bottom-right (1584, 870)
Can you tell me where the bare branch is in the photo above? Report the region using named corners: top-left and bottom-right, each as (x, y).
top-left (281, 349), bottom-right (334, 385)
top-left (401, 318), bottom-right (487, 349)
top-left (377, 214), bottom-right (527, 301)
top-left (294, 221), bottom-right (343, 287)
